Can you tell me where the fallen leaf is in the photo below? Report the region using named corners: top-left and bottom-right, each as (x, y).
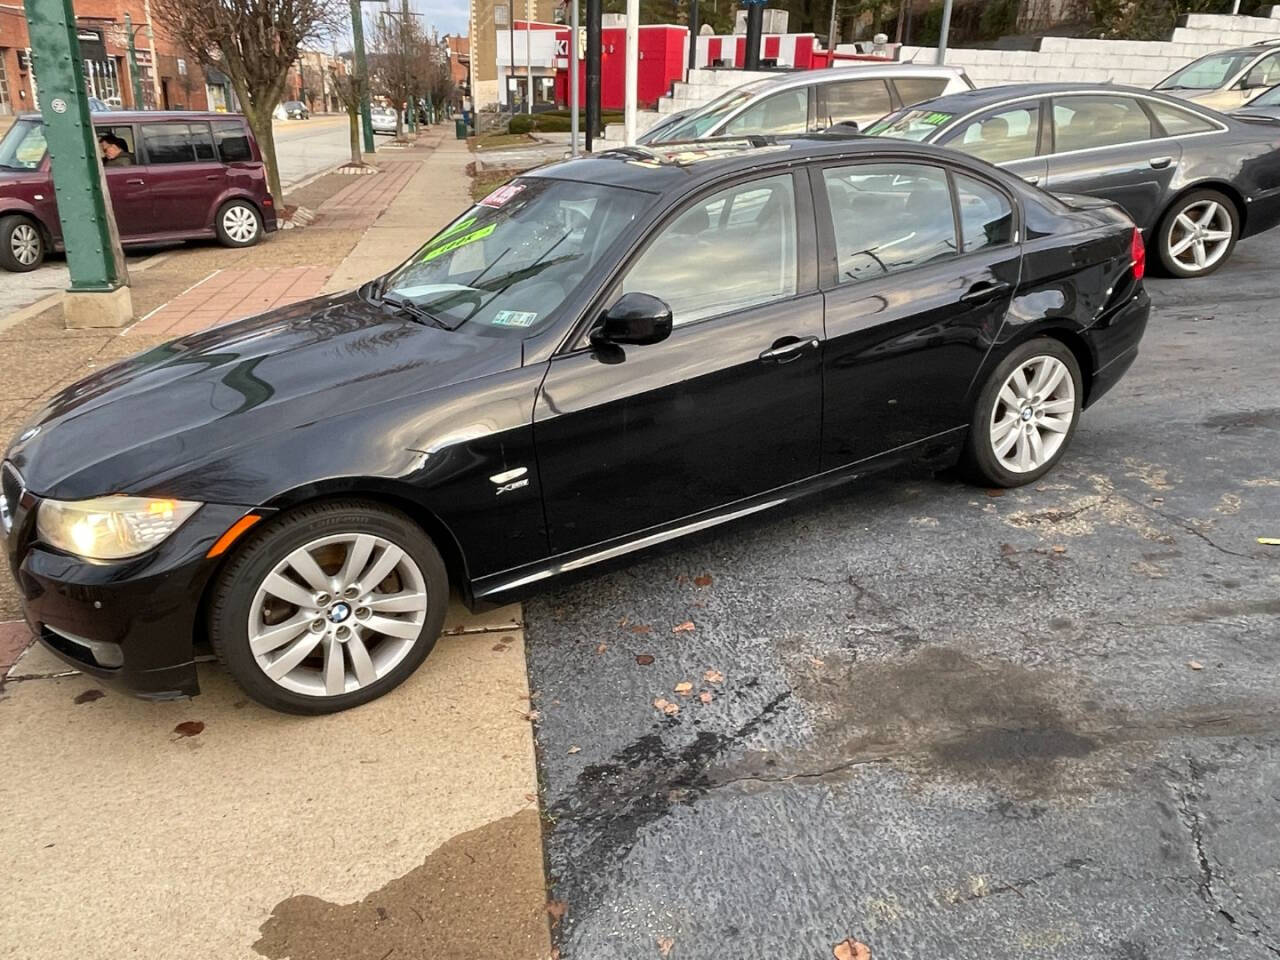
top-left (1188, 660), bottom-right (1204, 671)
top-left (674, 681), bottom-right (693, 696)
top-left (617, 617), bottom-right (629, 627)
top-left (809, 656), bottom-right (825, 668)
top-left (172, 720), bottom-right (204, 738)
top-left (596, 642), bottom-right (608, 654)
top-left (491, 643), bottom-right (507, 651)
top-left (704, 669), bottom-right (725, 684)
top-left (520, 709), bottom-right (541, 723)
top-left (546, 900), bottom-right (568, 926)
top-left (1052, 545), bottom-right (1067, 554)
top-left (635, 654), bottom-right (655, 666)
top-left (657, 936), bottom-right (675, 957)
top-left (630, 624), bottom-right (653, 634)
top-left (73, 689), bottom-right (105, 705)
top-left (551, 949), bottom-right (561, 960)
top-left (524, 793), bottom-right (537, 803)
top-left (672, 621), bottom-right (695, 633)
top-left (985, 488), bottom-right (1005, 498)
top-left (693, 574), bottom-right (713, 588)
top-left (567, 745), bottom-right (581, 754)
top-left (833, 938), bottom-right (871, 960)
top-left (653, 698), bottom-right (679, 716)
top-left (699, 690), bottom-right (713, 704)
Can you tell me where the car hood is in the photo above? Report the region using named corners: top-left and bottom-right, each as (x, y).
top-left (6, 289), bottom-right (521, 500)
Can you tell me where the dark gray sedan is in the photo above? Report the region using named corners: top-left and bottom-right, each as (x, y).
top-left (867, 82), bottom-right (1280, 278)
top-left (1233, 83), bottom-right (1280, 122)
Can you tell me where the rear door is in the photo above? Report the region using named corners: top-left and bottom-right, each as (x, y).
top-left (93, 123), bottom-right (151, 240)
top-left (719, 88), bottom-right (811, 137)
top-left (140, 120), bottom-right (225, 234)
top-left (937, 99), bottom-right (1049, 189)
top-left (812, 77), bottom-right (895, 131)
top-left (1043, 94), bottom-right (1181, 231)
top-left (814, 159), bottom-right (1021, 465)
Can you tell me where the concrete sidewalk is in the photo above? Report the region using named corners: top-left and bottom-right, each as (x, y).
top-left (0, 125), bottom-right (551, 960)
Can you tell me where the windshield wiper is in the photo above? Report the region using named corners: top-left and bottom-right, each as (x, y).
top-left (381, 293), bottom-right (448, 329)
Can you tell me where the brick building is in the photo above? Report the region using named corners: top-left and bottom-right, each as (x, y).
top-left (0, 0), bottom-right (233, 116)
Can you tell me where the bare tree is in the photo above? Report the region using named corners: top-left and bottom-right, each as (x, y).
top-left (152, 0), bottom-right (345, 204)
top-left (328, 63), bottom-right (367, 167)
top-left (369, 12), bottom-right (433, 140)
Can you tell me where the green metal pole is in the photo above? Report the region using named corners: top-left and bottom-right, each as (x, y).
top-left (125, 13), bottom-right (144, 110)
top-left (25, 0), bottom-right (126, 292)
top-left (351, 0), bottom-right (375, 152)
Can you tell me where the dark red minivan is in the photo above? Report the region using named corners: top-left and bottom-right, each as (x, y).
top-left (0, 111), bottom-right (277, 272)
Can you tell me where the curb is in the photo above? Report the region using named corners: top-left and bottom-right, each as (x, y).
top-left (0, 251), bottom-right (174, 335)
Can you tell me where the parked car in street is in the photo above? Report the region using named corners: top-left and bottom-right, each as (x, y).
top-left (1154, 39), bottom-right (1280, 111)
top-left (1232, 82), bottom-right (1280, 122)
top-left (371, 104), bottom-right (400, 135)
top-left (87, 97), bottom-right (113, 112)
top-left (0, 111), bottom-right (276, 271)
top-left (866, 83), bottom-right (1280, 277)
top-left (640, 64), bottom-right (974, 144)
top-left (279, 100), bottom-right (310, 120)
top-left (2, 136), bottom-right (1149, 713)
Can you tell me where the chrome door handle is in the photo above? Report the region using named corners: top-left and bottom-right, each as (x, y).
top-left (960, 280), bottom-right (1011, 304)
top-left (1149, 156), bottom-right (1173, 169)
top-left (759, 336), bottom-right (819, 363)
top-left (126, 178), bottom-right (145, 184)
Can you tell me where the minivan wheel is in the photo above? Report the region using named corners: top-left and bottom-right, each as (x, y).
top-left (961, 338), bottom-right (1083, 488)
top-left (209, 501), bottom-right (448, 714)
top-left (1155, 189), bottom-right (1238, 278)
top-left (0, 215), bottom-right (45, 272)
top-left (215, 199), bottom-right (262, 248)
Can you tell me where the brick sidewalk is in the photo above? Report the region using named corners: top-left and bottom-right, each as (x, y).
top-left (128, 265), bottom-right (330, 338)
top-left (314, 158), bottom-right (422, 230)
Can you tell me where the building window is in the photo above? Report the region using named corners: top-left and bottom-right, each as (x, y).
top-left (0, 50), bottom-right (11, 115)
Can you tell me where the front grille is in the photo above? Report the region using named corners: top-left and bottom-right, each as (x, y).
top-left (0, 462), bottom-right (22, 536)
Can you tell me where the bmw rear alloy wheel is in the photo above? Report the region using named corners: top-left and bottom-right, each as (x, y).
top-left (1157, 190), bottom-right (1237, 278)
top-left (209, 501), bottom-right (448, 714)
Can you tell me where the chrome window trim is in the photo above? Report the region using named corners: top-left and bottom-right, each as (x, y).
top-left (929, 90), bottom-right (1227, 165)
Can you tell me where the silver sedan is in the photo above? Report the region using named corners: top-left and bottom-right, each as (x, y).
top-left (371, 106), bottom-right (400, 135)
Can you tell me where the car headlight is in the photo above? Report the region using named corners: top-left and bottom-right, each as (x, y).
top-left (37, 495), bottom-right (201, 560)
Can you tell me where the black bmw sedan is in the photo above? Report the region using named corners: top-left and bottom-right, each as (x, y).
top-left (867, 82), bottom-right (1280, 278)
top-left (2, 137), bottom-right (1149, 714)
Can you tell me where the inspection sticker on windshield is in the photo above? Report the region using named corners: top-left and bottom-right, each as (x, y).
top-left (492, 310), bottom-right (538, 327)
top-left (480, 183), bottom-right (526, 207)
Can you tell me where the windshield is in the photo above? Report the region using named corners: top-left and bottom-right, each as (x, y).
top-left (653, 87), bottom-right (759, 142)
top-left (0, 119), bottom-right (47, 171)
top-left (1157, 52), bottom-right (1254, 91)
top-left (865, 108), bottom-right (955, 141)
top-left (378, 177), bottom-right (647, 333)
top-left (1250, 84), bottom-right (1280, 107)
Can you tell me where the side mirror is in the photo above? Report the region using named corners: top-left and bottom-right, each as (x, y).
top-left (592, 292), bottom-right (673, 347)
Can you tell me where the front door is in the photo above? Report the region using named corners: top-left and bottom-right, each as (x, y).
top-left (94, 123), bottom-right (151, 240)
top-left (814, 160), bottom-right (1020, 465)
top-left (534, 171), bottom-right (824, 554)
top-left (1044, 94), bottom-right (1181, 231)
top-left (139, 120), bottom-right (225, 234)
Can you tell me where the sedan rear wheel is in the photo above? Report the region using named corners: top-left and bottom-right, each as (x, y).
top-left (0, 215), bottom-right (44, 272)
top-left (961, 338), bottom-right (1082, 488)
top-left (1156, 190), bottom-right (1237, 278)
top-left (209, 501), bottom-right (448, 714)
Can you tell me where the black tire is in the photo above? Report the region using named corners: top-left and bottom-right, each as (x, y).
top-left (0, 214), bottom-right (45, 272)
top-left (214, 199), bottom-right (263, 248)
top-left (960, 338), bottom-right (1083, 488)
top-left (1154, 189), bottom-right (1239, 279)
top-left (208, 500), bottom-right (448, 714)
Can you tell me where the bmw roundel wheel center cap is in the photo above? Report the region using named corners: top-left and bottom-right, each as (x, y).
top-left (327, 602), bottom-right (352, 624)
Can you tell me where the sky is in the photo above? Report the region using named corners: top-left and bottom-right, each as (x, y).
top-left (346, 0), bottom-right (470, 40)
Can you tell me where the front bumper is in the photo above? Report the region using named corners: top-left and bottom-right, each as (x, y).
top-left (4, 483), bottom-right (253, 700)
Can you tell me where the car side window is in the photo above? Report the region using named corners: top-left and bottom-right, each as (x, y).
top-left (213, 121), bottom-right (253, 162)
top-left (1244, 52), bottom-right (1280, 90)
top-left (822, 163), bottom-right (957, 283)
top-left (816, 79), bottom-right (892, 129)
top-left (943, 104), bottom-right (1041, 164)
top-left (1147, 100), bottom-right (1216, 136)
top-left (1052, 96), bottom-right (1153, 153)
top-left (621, 173), bottom-right (798, 327)
top-left (723, 89), bottom-right (808, 136)
top-left (95, 124), bottom-right (137, 166)
top-left (892, 76), bottom-right (949, 108)
top-left (142, 122), bottom-right (217, 164)
top-left (954, 173), bottom-right (1014, 252)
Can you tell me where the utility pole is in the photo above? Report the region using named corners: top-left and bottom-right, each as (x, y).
top-left (826, 0), bottom-right (838, 53)
top-left (687, 0), bottom-right (698, 77)
top-left (350, 0), bottom-right (377, 152)
top-left (142, 0), bottom-right (162, 106)
top-left (124, 13), bottom-right (144, 109)
top-left (935, 0), bottom-right (953, 63)
top-left (743, 0), bottom-right (764, 70)
top-left (586, 0), bottom-right (601, 149)
top-left (524, 0), bottom-right (533, 114)
top-left (570, 0), bottom-right (580, 154)
top-left (624, 0), bottom-right (637, 143)
top-left (24, 0), bottom-right (131, 328)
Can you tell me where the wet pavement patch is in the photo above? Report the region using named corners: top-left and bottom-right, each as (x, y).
top-left (253, 810), bottom-right (548, 960)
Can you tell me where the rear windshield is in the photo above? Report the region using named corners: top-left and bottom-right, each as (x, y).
top-left (865, 108), bottom-right (955, 141)
top-left (0, 119), bottom-right (48, 171)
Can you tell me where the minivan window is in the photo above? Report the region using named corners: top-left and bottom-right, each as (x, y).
top-left (723, 89), bottom-right (809, 136)
top-left (1052, 96), bottom-right (1152, 153)
top-left (213, 120), bottom-right (252, 162)
top-left (817, 78), bottom-right (891, 129)
top-left (944, 104), bottom-right (1041, 164)
top-left (142, 122), bottom-right (217, 164)
top-left (0, 119), bottom-right (47, 170)
top-left (822, 163), bottom-right (957, 282)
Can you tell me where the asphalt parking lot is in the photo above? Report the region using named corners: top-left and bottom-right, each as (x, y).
top-left (525, 229), bottom-right (1280, 959)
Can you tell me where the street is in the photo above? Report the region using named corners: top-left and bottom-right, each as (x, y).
top-left (0, 116), bottom-right (352, 317)
top-left (525, 230), bottom-right (1280, 959)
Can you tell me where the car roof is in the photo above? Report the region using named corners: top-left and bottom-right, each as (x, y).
top-left (721, 62), bottom-right (968, 96)
top-left (532, 135), bottom-right (995, 193)
top-left (891, 81), bottom-right (1189, 115)
top-left (16, 109), bottom-right (246, 122)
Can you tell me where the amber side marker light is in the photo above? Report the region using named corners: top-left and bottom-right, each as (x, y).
top-left (207, 514), bottom-right (262, 558)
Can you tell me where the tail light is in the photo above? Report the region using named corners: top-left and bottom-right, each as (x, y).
top-left (1131, 227), bottom-right (1146, 281)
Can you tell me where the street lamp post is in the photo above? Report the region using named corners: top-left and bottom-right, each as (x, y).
top-left (350, 0), bottom-right (377, 152)
top-left (124, 14), bottom-right (145, 109)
